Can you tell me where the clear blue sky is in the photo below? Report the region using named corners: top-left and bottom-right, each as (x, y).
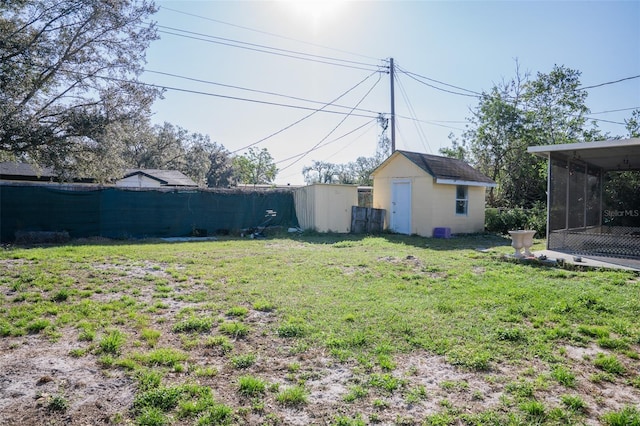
top-left (143, 1), bottom-right (640, 184)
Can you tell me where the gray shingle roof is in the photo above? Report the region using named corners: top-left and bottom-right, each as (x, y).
top-left (381, 151), bottom-right (496, 186)
top-left (123, 169), bottom-right (198, 187)
top-left (0, 162), bottom-right (56, 179)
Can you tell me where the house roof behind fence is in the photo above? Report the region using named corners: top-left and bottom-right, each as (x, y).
top-left (122, 169), bottom-right (199, 187)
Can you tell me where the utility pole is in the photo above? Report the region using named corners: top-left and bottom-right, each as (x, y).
top-left (389, 57), bottom-right (396, 153)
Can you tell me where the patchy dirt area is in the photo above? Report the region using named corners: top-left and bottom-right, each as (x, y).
top-left (1, 316), bottom-right (638, 425)
top-left (1, 250), bottom-right (639, 425)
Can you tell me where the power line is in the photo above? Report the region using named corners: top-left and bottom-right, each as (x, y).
top-left (276, 118), bottom-right (377, 181)
top-left (231, 71), bottom-right (382, 154)
top-left (589, 107), bottom-right (640, 115)
top-left (396, 65), bottom-right (482, 98)
top-left (277, 73), bottom-right (383, 171)
top-left (143, 68), bottom-right (383, 116)
top-left (11, 59), bottom-right (381, 120)
top-left (580, 75), bottom-right (640, 90)
top-left (394, 71), bottom-right (432, 153)
top-left (156, 26), bottom-right (382, 72)
top-left (159, 5), bottom-right (380, 62)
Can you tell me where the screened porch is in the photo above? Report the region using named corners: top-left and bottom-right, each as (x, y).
top-left (528, 138), bottom-right (640, 260)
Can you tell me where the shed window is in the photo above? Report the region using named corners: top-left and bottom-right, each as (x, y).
top-left (455, 186), bottom-right (468, 215)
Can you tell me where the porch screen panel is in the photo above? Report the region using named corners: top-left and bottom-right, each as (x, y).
top-left (568, 162), bottom-right (586, 229)
top-left (549, 156), bottom-right (568, 231)
top-left (585, 166), bottom-right (601, 227)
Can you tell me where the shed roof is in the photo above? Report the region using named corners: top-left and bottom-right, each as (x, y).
top-left (122, 169), bottom-right (198, 187)
top-left (527, 138), bottom-right (640, 171)
top-left (373, 150), bottom-right (496, 187)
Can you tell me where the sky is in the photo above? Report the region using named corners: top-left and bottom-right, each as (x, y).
top-left (142, 1), bottom-right (640, 185)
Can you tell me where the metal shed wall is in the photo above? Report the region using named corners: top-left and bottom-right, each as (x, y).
top-left (293, 184), bottom-right (358, 233)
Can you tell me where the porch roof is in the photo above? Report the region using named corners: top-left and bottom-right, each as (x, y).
top-left (527, 137), bottom-right (640, 171)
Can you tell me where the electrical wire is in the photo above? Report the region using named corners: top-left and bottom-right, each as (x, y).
top-left (276, 118), bottom-right (377, 181)
top-left (156, 26), bottom-right (382, 72)
top-left (231, 70), bottom-right (382, 154)
top-left (11, 59), bottom-right (380, 120)
top-left (277, 72), bottom-right (383, 171)
top-left (580, 75), bottom-right (640, 90)
top-left (159, 5), bottom-right (381, 62)
top-left (143, 68), bottom-right (383, 116)
top-left (394, 71), bottom-right (432, 153)
top-left (395, 65), bottom-right (481, 98)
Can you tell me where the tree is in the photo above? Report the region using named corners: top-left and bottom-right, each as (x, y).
top-left (625, 109), bottom-right (640, 138)
top-left (0, 0), bottom-right (160, 177)
top-left (302, 160), bottom-right (338, 184)
top-left (233, 147), bottom-right (277, 185)
top-left (446, 64), bottom-right (599, 208)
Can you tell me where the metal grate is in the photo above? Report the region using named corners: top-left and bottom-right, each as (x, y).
top-left (549, 226), bottom-right (640, 259)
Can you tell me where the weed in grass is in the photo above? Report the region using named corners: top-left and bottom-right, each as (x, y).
top-left (423, 412), bottom-right (454, 425)
top-left (77, 329), bottom-right (95, 342)
top-left (369, 373), bottom-right (405, 394)
top-left (68, 347), bottom-right (88, 357)
top-left (141, 328), bottom-right (161, 347)
top-left (578, 325), bottom-right (610, 339)
top-left (238, 375), bottom-right (267, 396)
top-left (231, 353), bottom-right (256, 369)
top-left (505, 380), bottom-right (534, 399)
top-left (136, 369), bottom-right (163, 392)
top-left (590, 372), bottom-right (617, 384)
top-left (196, 403), bottom-right (233, 425)
top-left (520, 400), bottom-right (546, 419)
top-left (630, 376), bottom-right (640, 389)
top-left (405, 385), bottom-right (428, 404)
top-left (440, 380), bottom-right (469, 392)
top-left (496, 327), bottom-right (527, 342)
top-left (47, 394), bottom-right (68, 412)
top-left (99, 329), bottom-right (126, 355)
top-left (601, 405), bottom-right (640, 426)
top-left (98, 354), bottom-right (115, 368)
top-left (286, 362), bottom-right (300, 373)
top-left (597, 337), bottom-right (630, 351)
top-left (377, 354), bottom-right (396, 371)
top-left (276, 385), bottom-right (307, 406)
top-left (219, 321), bottom-right (249, 338)
top-left (561, 394), bottom-right (588, 413)
top-left (594, 353), bottom-right (625, 375)
top-left (26, 318), bottom-right (50, 334)
top-left (343, 385), bottom-right (368, 402)
top-left (194, 366), bottom-right (218, 377)
top-left (332, 414), bottom-right (366, 426)
top-left (226, 306), bottom-right (248, 317)
top-left (276, 320), bottom-right (307, 338)
top-left (446, 348), bottom-right (491, 371)
top-left (204, 335), bottom-right (233, 354)
top-left (551, 365), bottom-right (577, 387)
top-left (137, 348), bottom-right (189, 368)
top-left (51, 288), bottom-right (69, 302)
top-left (172, 316), bottom-right (213, 333)
top-left (372, 398), bottom-right (389, 410)
top-left (134, 385), bottom-right (184, 412)
top-left (252, 300), bottom-right (275, 312)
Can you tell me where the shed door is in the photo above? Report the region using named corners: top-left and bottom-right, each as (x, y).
top-left (391, 181), bottom-right (411, 234)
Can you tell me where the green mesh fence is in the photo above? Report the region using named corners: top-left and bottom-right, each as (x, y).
top-left (1, 184), bottom-right (298, 242)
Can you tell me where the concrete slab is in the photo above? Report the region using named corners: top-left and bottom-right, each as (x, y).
top-left (533, 250), bottom-right (640, 272)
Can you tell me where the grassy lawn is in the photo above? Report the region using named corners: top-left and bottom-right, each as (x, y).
top-left (1, 233), bottom-right (639, 425)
